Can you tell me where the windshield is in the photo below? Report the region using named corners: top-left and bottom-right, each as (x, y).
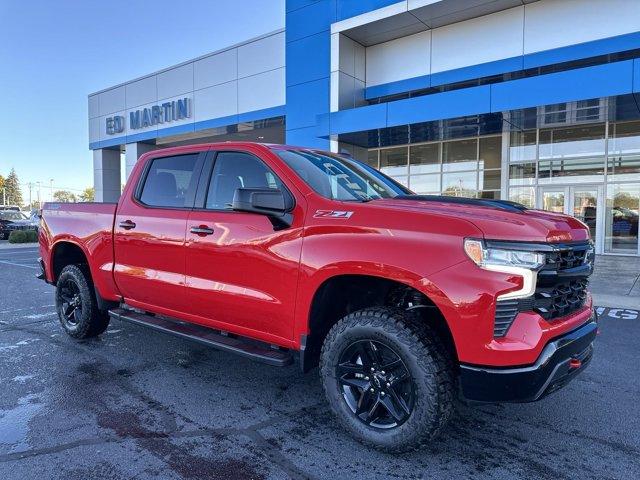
top-left (0, 211), bottom-right (26, 220)
top-left (275, 149), bottom-right (411, 201)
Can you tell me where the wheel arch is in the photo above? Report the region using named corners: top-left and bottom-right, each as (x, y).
top-left (50, 240), bottom-right (118, 311)
top-left (299, 272), bottom-right (458, 373)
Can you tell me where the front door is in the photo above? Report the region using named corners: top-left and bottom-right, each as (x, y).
top-left (184, 150), bottom-right (304, 345)
top-left (538, 185), bottom-right (603, 252)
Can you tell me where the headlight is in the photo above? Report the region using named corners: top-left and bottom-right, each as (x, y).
top-left (464, 239), bottom-right (545, 300)
top-left (464, 239), bottom-right (544, 269)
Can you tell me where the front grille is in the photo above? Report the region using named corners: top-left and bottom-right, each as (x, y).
top-left (534, 278), bottom-right (589, 320)
top-left (493, 241), bottom-right (593, 338)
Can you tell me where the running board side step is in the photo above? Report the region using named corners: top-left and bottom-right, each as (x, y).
top-left (108, 308), bottom-right (293, 367)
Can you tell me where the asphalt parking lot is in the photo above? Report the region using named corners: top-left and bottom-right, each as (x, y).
top-left (1, 244), bottom-right (639, 480)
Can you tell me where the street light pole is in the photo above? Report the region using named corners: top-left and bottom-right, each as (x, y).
top-left (50, 179), bottom-right (54, 202)
top-left (36, 182), bottom-right (41, 208)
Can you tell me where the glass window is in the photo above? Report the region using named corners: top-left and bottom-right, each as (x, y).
top-left (605, 184), bottom-right (639, 254)
top-left (539, 124), bottom-right (605, 160)
top-left (509, 187), bottom-right (535, 208)
top-left (609, 121), bottom-right (640, 155)
top-left (442, 139), bottom-right (478, 172)
top-left (206, 152), bottom-right (282, 210)
top-left (442, 171), bottom-right (477, 197)
top-left (479, 191), bottom-right (500, 200)
top-left (410, 174), bottom-right (440, 194)
top-left (409, 144), bottom-right (440, 174)
top-left (479, 169), bottom-right (501, 190)
top-left (542, 103), bottom-right (567, 124)
top-left (366, 150), bottom-right (379, 168)
top-left (139, 154), bottom-right (199, 208)
top-left (509, 130), bottom-right (537, 163)
top-left (379, 147), bottom-right (408, 176)
top-left (608, 121), bottom-right (640, 181)
top-left (509, 163), bottom-right (536, 186)
top-left (538, 157), bottom-right (604, 184)
top-left (276, 149), bottom-right (410, 201)
top-left (479, 136), bottom-right (501, 169)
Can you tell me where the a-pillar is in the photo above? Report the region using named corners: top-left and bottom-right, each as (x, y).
top-left (93, 148), bottom-right (121, 202)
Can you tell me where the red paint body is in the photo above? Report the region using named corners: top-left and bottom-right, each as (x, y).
top-left (39, 143), bottom-right (592, 367)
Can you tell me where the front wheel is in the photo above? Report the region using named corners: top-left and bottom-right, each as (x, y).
top-left (55, 264), bottom-right (110, 339)
top-left (320, 307), bottom-right (455, 452)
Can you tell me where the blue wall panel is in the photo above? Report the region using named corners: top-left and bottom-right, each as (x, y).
top-left (286, 32), bottom-right (331, 87)
top-left (491, 61), bottom-right (634, 112)
top-left (287, 0), bottom-right (321, 13)
top-left (287, 126), bottom-right (330, 148)
top-left (336, 0), bottom-right (399, 21)
top-left (286, 0), bottom-right (335, 43)
top-left (388, 86), bottom-right (491, 128)
top-left (327, 103), bottom-right (387, 134)
top-left (287, 79), bottom-right (330, 130)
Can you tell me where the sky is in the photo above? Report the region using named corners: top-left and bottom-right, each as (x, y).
top-left (0, 0), bottom-right (284, 203)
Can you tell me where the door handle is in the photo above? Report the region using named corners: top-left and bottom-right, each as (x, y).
top-left (118, 220), bottom-right (136, 230)
top-left (190, 225), bottom-right (214, 236)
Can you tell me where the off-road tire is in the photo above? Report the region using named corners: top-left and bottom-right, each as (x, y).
top-left (55, 264), bottom-right (110, 338)
top-left (320, 307), bottom-right (455, 453)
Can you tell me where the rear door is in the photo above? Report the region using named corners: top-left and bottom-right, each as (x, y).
top-left (184, 149), bottom-right (305, 344)
top-left (113, 151), bottom-right (206, 314)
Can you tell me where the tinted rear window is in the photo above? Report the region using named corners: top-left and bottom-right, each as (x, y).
top-left (139, 154), bottom-right (199, 208)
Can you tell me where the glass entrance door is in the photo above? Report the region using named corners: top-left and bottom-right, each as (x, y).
top-left (538, 185), bottom-right (603, 252)
top-left (605, 184), bottom-right (640, 255)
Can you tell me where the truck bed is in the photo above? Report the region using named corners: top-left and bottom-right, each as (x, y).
top-left (40, 202), bottom-right (118, 298)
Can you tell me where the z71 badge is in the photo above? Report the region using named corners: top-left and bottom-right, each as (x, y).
top-left (314, 210), bottom-right (354, 219)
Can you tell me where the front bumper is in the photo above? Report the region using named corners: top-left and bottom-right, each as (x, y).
top-left (459, 314), bottom-right (597, 403)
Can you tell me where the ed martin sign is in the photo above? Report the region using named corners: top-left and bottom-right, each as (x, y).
top-left (105, 97), bottom-right (191, 135)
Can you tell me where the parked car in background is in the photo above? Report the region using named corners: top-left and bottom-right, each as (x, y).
top-left (0, 210), bottom-right (39, 240)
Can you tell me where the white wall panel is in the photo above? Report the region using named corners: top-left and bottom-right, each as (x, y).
top-left (194, 49), bottom-right (238, 90)
top-left (524, 0), bottom-right (640, 54)
top-left (238, 67), bottom-right (285, 113)
top-left (366, 30), bottom-right (431, 86)
top-left (89, 117), bottom-right (101, 143)
top-left (157, 63), bottom-right (194, 100)
top-left (98, 111), bottom-right (125, 141)
top-left (125, 101), bottom-right (157, 137)
top-left (238, 32), bottom-right (285, 78)
top-left (194, 82), bottom-right (238, 121)
top-left (126, 76), bottom-right (157, 109)
top-left (431, 6), bottom-right (524, 73)
top-left (99, 86), bottom-right (125, 116)
top-left (88, 95), bottom-right (99, 119)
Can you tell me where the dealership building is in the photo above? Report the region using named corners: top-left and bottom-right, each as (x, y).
top-left (89, 0), bottom-right (640, 256)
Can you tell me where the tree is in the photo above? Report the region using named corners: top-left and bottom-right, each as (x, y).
top-left (3, 169), bottom-right (23, 206)
top-left (79, 187), bottom-right (95, 202)
top-left (53, 190), bottom-right (77, 203)
top-left (0, 174), bottom-right (4, 193)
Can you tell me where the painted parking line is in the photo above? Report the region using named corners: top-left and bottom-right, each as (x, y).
top-left (0, 260), bottom-right (38, 269)
top-left (595, 306), bottom-right (639, 320)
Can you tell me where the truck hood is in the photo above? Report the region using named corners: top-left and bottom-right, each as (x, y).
top-left (372, 196), bottom-right (589, 243)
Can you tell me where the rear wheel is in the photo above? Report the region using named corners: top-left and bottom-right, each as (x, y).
top-left (320, 307), bottom-right (454, 452)
top-left (55, 265), bottom-right (110, 338)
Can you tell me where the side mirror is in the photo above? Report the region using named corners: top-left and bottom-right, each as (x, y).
top-left (232, 188), bottom-right (294, 229)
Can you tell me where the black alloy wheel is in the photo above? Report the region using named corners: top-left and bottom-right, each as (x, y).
top-left (337, 339), bottom-right (414, 429)
top-left (320, 307), bottom-right (455, 452)
top-left (55, 264), bottom-right (110, 338)
top-left (57, 278), bottom-right (83, 327)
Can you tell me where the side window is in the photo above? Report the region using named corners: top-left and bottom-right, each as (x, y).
top-left (206, 152), bottom-right (283, 210)
top-left (139, 154), bottom-right (199, 208)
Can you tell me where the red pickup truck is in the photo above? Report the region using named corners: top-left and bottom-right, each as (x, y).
top-left (38, 142), bottom-right (597, 452)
